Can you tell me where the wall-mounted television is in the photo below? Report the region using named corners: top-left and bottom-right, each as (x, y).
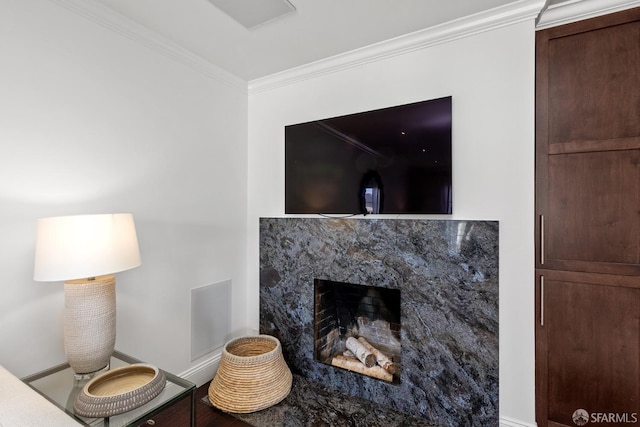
top-left (285, 96), bottom-right (452, 215)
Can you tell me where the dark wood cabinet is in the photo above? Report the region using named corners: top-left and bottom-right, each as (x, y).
top-left (135, 391), bottom-right (194, 426)
top-left (535, 7), bottom-right (640, 427)
top-left (536, 7), bottom-right (640, 276)
top-left (535, 270), bottom-right (640, 426)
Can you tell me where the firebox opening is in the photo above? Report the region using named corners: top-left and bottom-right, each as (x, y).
top-left (314, 279), bottom-right (401, 384)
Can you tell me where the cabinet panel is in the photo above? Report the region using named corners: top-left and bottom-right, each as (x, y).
top-left (135, 391), bottom-right (194, 426)
top-left (536, 270), bottom-right (640, 427)
top-left (548, 17), bottom-right (640, 146)
top-left (545, 149), bottom-right (640, 270)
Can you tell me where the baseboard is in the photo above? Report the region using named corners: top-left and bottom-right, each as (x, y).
top-left (500, 416), bottom-right (537, 427)
top-left (179, 352), bottom-right (221, 387)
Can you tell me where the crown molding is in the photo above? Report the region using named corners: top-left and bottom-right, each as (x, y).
top-left (49, 0), bottom-right (247, 93)
top-left (248, 0), bottom-right (546, 95)
top-left (536, 0), bottom-right (640, 29)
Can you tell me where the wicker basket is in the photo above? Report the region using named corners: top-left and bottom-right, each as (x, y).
top-left (208, 335), bottom-right (292, 413)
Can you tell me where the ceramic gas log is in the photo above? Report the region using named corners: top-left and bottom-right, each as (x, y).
top-left (345, 337), bottom-right (375, 367)
top-left (330, 337), bottom-right (397, 382)
top-left (331, 355), bottom-right (393, 382)
top-left (358, 337), bottom-right (397, 374)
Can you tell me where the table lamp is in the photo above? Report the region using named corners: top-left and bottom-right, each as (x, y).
top-left (33, 213), bottom-right (141, 376)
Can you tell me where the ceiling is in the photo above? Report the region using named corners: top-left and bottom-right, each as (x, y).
top-left (92, 0), bottom-right (551, 81)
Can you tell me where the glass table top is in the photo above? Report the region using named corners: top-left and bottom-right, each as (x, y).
top-left (22, 350), bottom-right (195, 427)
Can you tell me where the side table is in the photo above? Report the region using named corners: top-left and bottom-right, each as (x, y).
top-left (22, 350), bottom-right (195, 427)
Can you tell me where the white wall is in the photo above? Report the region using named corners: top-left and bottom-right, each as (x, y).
top-left (0, 0), bottom-right (248, 381)
top-left (247, 20), bottom-right (536, 426)
top-left (0, 0), bottom-right (538, 423)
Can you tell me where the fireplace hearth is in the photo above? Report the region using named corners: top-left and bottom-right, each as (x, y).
top-left (260, 218), bottom-right (498, 427)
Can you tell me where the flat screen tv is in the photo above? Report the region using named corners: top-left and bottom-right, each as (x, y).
top-left (285, 96), bottom-right (452, 215)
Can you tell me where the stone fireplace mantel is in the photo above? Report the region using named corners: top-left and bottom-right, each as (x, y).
top-left (259, 218), bottom-right (498, 427)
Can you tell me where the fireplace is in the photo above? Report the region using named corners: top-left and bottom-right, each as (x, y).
top-left (314, 279), bottom-right (401, 384)
top-left (260, 218), bottom-right (498, 427)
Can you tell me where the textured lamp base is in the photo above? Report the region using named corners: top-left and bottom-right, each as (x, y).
top-left (64, 275), bottom-right (116, 375)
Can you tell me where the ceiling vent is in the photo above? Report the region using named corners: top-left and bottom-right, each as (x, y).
top-left (208, 0), bottom-right (296, 29)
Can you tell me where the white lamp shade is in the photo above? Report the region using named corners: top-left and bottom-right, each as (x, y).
top-left (34, 213), bottom-right (142, 282)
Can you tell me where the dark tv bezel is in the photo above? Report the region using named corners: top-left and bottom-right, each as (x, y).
top-left (285, 96), bottom-right (452, 215)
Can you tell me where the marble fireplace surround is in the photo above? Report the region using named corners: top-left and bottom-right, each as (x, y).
top-left (259, 218), bottom-right (498, 427)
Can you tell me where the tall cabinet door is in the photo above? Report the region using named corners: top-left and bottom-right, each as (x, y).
top-left (535, 270), bottom-right (640, 426)
top-left (536, 8), bottom-right (640, 275)
top-left (535, 8), bottom-right (640, 427)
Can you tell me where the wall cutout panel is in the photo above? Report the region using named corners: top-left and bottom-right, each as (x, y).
top-left (191, 280), bottom-right (231, 361)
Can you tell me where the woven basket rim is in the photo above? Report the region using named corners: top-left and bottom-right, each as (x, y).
top-left (223, 334), bottom-right (281, 358)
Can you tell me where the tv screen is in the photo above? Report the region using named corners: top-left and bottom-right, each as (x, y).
top-left (285, 96), bottom-right (452, 215)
